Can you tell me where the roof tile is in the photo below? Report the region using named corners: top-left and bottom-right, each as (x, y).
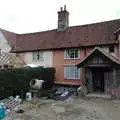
top-left (3, 19), bottom-right (120, 52)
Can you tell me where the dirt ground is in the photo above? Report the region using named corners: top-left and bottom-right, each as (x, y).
top-left (4, 96), bottom-right (120, 120)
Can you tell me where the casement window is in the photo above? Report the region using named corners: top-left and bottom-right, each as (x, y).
top-left (64, 48), bottom-right (80, 59)
top-left (109, 46), bottom-right (114, 53)
top-left (64, 64), bottom-right (80, 80)
top-left (33, 51), bottom-right (43, 61)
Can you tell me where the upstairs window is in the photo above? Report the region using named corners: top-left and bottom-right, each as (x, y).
top-left (64, 64), bottom-right (80, 80)
top-left (33, 51), bottom-right (43, 61)
top-left (64, 48), bottom-right (80, 59)
top-left (109, 46), bottom-right (114, 53)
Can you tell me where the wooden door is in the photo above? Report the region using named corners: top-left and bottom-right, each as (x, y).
top-left (92, 69), bottom-right (104, 92)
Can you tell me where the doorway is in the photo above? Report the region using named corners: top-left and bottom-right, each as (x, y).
top-left (92, 68), bottom-right (104, 92)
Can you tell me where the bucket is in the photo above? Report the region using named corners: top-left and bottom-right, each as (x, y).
top-left (26, 92), bottom-right (32, 101)
top-left (0, 103), bottom-right (6, 119)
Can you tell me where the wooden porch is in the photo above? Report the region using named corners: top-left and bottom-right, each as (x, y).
top-left (77, 47), bottom-right (120, 96)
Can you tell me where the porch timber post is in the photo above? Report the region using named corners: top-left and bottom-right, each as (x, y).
top-left (85, 67), bottom-right (93, 92)
top-left (113, 68), bottom-right (116, 87)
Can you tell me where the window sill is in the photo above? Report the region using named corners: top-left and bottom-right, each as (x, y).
top-left (32, 60), bottom-right (44, 62)
top-left (64, 58), bottom-right (80, 60)
top-left (64, 78), bottom-right (80, 80)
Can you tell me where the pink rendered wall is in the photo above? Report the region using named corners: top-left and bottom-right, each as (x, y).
top-left (52, 45), bottom-right (118, 86)
top-left (53, 49), bottom-right (86, 85)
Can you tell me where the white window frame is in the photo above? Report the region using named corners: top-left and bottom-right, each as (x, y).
top-left (33, 51), bottom-right (44, 62)
top-left (64, 64), bottom-right (80, 80)
top-left (64, 48), bottom-right (80, 59)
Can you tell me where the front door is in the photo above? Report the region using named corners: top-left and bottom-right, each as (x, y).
top-left (92, 69), bottom-right (104, 92)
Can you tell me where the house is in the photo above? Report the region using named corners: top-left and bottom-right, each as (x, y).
top-left (1, 5), bottom-right (120, 98)
top-left (0, 28), bottom-right (16, 53)
top-left (0, 29), bottom-right (25, 68)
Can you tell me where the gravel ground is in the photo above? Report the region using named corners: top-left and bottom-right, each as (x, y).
top-left (3, 96), bottom-right (120, 120)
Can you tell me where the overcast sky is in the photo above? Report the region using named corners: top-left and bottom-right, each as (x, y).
top-left (0, 0), bottom-right (120, 34)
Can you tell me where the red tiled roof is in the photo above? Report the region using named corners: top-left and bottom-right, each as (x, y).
top-left (3, 19), bottom-right (120, 52)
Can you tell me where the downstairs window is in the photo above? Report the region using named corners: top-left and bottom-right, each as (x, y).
top-left (33, 51), bottom-right (43, 62)
top-left (64, 64), bottom-right (80, 80)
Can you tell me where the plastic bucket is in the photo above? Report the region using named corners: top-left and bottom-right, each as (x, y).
top-left (26, 92), bottom-right (32, 101)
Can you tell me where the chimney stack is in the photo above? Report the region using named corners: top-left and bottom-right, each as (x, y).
top-left (60, 7), bottom-right (63, 11)
top-left (58, 5), bottom-right (69, 31)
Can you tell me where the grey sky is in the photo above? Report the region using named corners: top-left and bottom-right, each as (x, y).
top-left (0, 0), bottom-right (120, 34)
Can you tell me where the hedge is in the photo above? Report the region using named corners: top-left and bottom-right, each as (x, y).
top-left (0, 67), bottom-right (55, 99)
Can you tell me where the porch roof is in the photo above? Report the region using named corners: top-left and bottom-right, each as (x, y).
top-left (77, 47), bottom-right (120, 68)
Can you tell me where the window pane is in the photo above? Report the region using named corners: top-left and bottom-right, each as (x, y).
top-left (64, 65), bottom-right (80, 79)
top-left (39, 52), bottom-right (43, 61)
top-left (33, 52), bottom-right (37, 61)
top-left (75, 49), bottom-right (78, 58)
top-left (33, 51), bottom-right (43, 61)
top-left (64, 48), bottom-right (80, 59)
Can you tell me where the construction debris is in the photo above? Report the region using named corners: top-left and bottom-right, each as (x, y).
top-left (0, 103), bottom-right (6, 119)
top-left (16, 109), bottom-right (24, 113)
top-left (0, 96), bottom-right (22, 111)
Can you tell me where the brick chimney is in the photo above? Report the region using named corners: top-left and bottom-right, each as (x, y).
top-left (58, 5), bottom-right (69, 31)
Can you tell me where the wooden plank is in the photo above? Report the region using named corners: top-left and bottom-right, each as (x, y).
top-left (0, 98), bottom-right (20, 110)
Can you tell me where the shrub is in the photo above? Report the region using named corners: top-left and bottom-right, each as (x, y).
top-left (0, 67), bottom-right (55, 99)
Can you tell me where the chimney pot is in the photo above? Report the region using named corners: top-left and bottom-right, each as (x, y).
top-left (64, 5), bottom-right (66, 11)
top-left (60, 7), bottom-right (63, 11)
top-left (58, 5), bottom-right (69, 31)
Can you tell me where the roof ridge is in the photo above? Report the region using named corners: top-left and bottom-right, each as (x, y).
top-left (16, 18), bottom-right (120, 35)
top-left (0, 28), bottom-right (17, 35)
